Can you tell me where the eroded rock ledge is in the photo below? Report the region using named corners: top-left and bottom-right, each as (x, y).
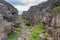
top-left (0, 0), bottom-right (19, 40)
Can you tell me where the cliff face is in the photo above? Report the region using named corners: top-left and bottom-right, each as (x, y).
top-left (22, 0), bottom-right (60, 27)
top-left (0, 0), bottom-right (19, 40)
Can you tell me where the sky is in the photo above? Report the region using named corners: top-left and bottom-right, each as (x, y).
top-left (5, 0), bottom-right (47, 15)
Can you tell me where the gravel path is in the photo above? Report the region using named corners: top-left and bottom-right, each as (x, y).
top-left (17, 23), bottom-right (30, 40)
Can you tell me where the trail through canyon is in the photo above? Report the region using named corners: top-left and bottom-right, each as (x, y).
top-left (17, 23), bottom-right (30, 40)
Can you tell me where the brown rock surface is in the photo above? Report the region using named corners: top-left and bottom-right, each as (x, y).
top-left (0, 0), bottom-right (19, 40)
top-left (22, 0), bottom-right (60, 28)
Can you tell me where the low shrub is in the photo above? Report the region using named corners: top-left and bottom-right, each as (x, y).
top-left (18, 17), bottom-right (24, 23)
top-left (29, 23), bottom-right (44, 40)
top-left (25, 21), bottom-right (30, 26)
top-left (6, 27), bottom-right (21, 40)
top-left (52, 6), bottom-right (60, 13)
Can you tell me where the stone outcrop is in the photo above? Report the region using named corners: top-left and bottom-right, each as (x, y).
top-left (22, 0), bottom-right (60, 27)
top-left (0, 0), bottom-right (19, 40)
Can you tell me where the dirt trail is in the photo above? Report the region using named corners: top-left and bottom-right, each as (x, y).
top-left (17, 23), bottom-right (30, 40)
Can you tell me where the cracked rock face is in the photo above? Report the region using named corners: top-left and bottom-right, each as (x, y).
top-left (0, 0), bottom-right (19, 40)
top-left (22, 0), bottom-right (60, 27)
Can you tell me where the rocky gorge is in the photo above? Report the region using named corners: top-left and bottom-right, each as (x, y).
top-left (0, 0), bottom-right (60, 40)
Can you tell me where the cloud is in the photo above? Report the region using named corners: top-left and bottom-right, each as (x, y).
top-left (14, 5), bottom-right (31, 15)
top-left (5, 0), bottom-right (28, 5)
top-left (14, 5), bottom-right (30, 11)
top-left (5, 0), bottom-right (47, 15)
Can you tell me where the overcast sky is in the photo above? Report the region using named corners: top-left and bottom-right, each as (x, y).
top-left (5, 0), bottom-right (47, 15)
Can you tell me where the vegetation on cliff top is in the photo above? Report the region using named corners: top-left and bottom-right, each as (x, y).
top-left (52, 6), bottom-right (60, 13)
